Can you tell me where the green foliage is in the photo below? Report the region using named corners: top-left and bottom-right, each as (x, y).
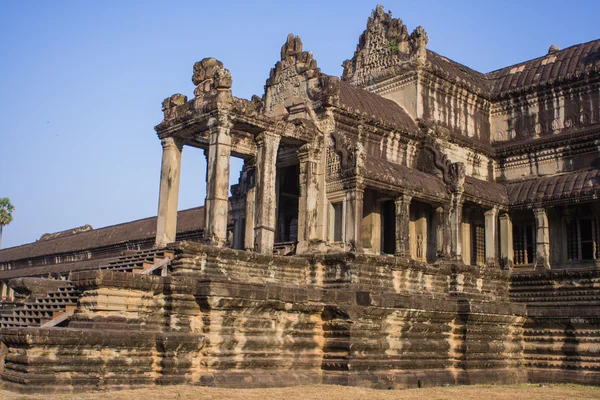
top-left (0, 198), bottom-right (14, 227)
top-left (387, 39), bottom-right (399, 53)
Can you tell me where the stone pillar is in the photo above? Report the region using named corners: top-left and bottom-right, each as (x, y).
top-left (344, 184), bottom-right (364, 252)
top-left (244, 186), bottom-right (256, 251)
top-left (254, 132), bottom-right (281, 254)
top-left (534, 207), bottom-right (551, 269)
top-left (450, 193), bottom-right (464, 261)
top-left (394, 194), bottom-right (412, 258)
top-left (204, 120), bottom-right (232, 247)
top-left (296, 142), bottom-right (323, 253)
top-left (155, 137), bottom-right (183, 247)
top-left (243, 159), bottom-right (256, 251)
top-left (499, 212), bottom-right (514, 269)
top-left (484, 206), bottom-right (499, 267)
top-left (435, 205), bottom-right (451, 259)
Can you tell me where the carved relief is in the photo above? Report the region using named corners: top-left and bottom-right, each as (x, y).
top-left (342, 5), bottom-right (427, 86)
top-left (192, 58), bottom-right (232, 97)
top-left (264, 34), bottom-right (321, 115)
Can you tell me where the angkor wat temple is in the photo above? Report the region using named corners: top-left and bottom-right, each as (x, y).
top-left (2, 5), bottom-right (600, 393)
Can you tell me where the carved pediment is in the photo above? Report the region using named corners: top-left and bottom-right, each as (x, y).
top-left (264, 34), bottom-right (322, 116)
top-left (342, 4), bottom-right (428, 86)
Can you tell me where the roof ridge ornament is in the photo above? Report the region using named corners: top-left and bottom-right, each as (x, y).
top-left (191, 57), bottom-right (233, 105)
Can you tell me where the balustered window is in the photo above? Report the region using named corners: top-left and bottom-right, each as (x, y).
top-left (513, 224), bottom-right (535, 265)
top-left (471, 223), bottom-right (486, 266)
top-left (565, 217), bottom-right (599, 261)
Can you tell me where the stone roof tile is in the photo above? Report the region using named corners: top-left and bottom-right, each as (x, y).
top-left (337, 80), bottom-right (418, 133)
top-left (507, 169), bottom-right (600, 206)
top-left (486, 39), bottom-right (600, 96)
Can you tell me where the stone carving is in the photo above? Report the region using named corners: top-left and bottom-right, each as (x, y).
top-left (192, 57), bottom-right (232, 98)
top-left (342, 5), bottom-right (428, 86)
top-left (409, 26), bottom-right (428, 66)
top-left (264, 34), bottom-right (321, 115)
top-left (161, 93), bottom-right (187, 120)
top-left (418, 134), bottom-right (465, 193)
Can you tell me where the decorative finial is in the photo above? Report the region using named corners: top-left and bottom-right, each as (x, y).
top-left (548, 44), bottom-right (560, 54)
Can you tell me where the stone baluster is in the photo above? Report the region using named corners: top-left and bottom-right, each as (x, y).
top-left (533, 207), bottom-right (551, 269)
top-left (204, 117), bottom-right (233, 247)
top-left (394, 194), bottom-right (412, 259)
top-left (155, 137), bottom-right (183, 247)
top-left (499, 213), bottom-right (514, 269)
top-left (435, 205), bottom-right (452, 259)
top-left (254, 131), bottom-right (281, 254)
top-left (484, 206), bottom-right (499, 267)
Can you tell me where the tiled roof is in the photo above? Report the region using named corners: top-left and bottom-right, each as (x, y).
top-left (364, 157), bottom-right (448, 198)
top-left (486, 39), bottom-right (600, 96)
top-left (425, 50), bottom-right (491, 94)
top-left (0, 207), bottom-right (205, 263)
top-left (337, 79), bottom-right (418, 133)
top-left (507, 169), bottom-right (600, 206)
top-left (464, 176), bottom-right (509, 205)
top-left (421, 40), bottom-right (600, 98)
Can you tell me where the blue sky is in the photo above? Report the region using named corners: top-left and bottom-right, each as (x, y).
top-left (1, 0), bottom-right (598, 249)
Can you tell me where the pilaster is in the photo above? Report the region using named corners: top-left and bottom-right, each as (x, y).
top-left (484, 206), bottom-right (499, 267)
top-left (155, 137), bottom-right (183, 247)
top-left (296, 140), bottom-right (324, 254)
top-left (499, 213), bottom-right (514, 269)
top-left (534, 207), bottom-right (551, 269)
top-left (436, 205), bottom-right (451, 259)
top-left (344, 183), bottom-right (365, 252)
top-left (394, 194), bottom-right (412, 259)
top-left (450, 193), bottom-right (464, 261)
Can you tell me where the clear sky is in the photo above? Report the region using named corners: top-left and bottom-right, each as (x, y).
top-left (1, 0), bottom-right (598, 249)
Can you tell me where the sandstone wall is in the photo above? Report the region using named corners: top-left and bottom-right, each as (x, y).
top-left (1, 244), bottom-right (528, 393)
top-left (511, 268), bottom-right (600, 384)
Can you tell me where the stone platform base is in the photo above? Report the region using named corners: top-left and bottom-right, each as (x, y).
top-left (0, 243), bottom-right (537, 393)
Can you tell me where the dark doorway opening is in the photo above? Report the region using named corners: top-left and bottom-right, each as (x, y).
top-left (276, 164), bottom-right (300, 243)
top-left (381, 200), bottom-right (396, 255)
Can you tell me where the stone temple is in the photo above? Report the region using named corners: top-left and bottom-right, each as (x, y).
top-left (1, 4), bottom-right (600, 393)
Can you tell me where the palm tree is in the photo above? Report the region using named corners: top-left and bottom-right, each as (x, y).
top-left (0, 198), bottom-right (14, 250)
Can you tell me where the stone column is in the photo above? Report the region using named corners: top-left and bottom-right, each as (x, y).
top-left (484, 206), bottom-right (499, 267)
top-left (155, 137), bottom-right (183, 247)
top-left (344, 184), bottom-right (364, 252)
top-left (435, 205), bottom-right (452, 259)
top-left (254, 132), bottom-right (281, 254)
top-left (296, 142), bottom-right (323, 254)
top-left (394, 194), bottom-right (412, 259)
top-left (450, 193), bottom-right (464, 261)
top-left (534, 207), bottom-right (551, 269)
top-left (204, 120), bottom-right (232, 247)
top-left (243, 159), bottom-right (257, 251)
top-left (499, 212), bottom-right (514, 269)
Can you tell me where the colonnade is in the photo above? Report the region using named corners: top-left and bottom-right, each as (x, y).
top-left (155, 129), bottom-right (551, 268)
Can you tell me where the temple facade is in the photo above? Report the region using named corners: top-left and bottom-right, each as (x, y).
top-left (1, 5), bottom-right (600, 393)
top-left (155, 5), bottom-right (600, 271)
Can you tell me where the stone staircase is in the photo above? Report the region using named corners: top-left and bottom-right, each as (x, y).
top-left (0, 248), bottom-right (174, 329)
